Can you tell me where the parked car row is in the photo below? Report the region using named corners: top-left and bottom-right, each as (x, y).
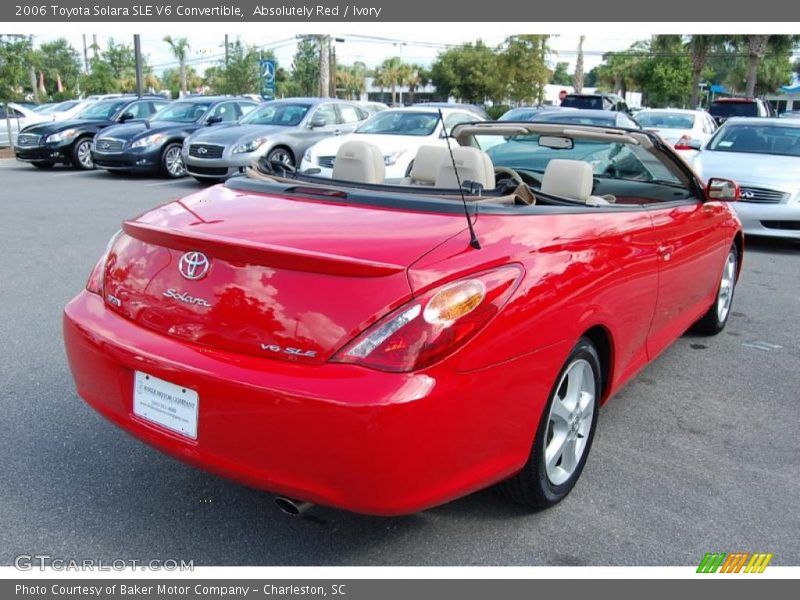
top-left (13, 94), bottom-right (799, 241)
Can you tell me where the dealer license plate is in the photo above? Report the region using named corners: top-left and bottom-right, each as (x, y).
top-left (133, 371), bottom-right (198, 439)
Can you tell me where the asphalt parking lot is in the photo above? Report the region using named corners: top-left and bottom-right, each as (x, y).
top-left (0, 158), bottom-right (798, 567)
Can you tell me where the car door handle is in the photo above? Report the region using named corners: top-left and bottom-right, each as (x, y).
top-left (657, 245), bottom-right (674, 261)
top-left (334, 130), bottom-right (342, 136)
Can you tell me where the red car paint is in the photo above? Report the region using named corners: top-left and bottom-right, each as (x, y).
top-left (63, 175), bottom-right (742, 515)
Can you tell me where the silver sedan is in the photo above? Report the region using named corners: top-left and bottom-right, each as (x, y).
top-left (691, 118), bottom-right (800, 240)
top-left (183, 98), bottom-right (369, 183)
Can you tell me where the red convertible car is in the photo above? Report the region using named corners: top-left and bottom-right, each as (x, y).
top-left (64, 122), bottom-right (743, 516)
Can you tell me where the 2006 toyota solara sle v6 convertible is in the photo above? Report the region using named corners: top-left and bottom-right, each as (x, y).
top-left (63, 121), bottom-right (744, 516)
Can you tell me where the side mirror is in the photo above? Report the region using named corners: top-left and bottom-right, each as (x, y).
top-left (706, 178), bottom-right (739, 201)
top-left (118, 111), bottom-right (134, 123)
top-left (309, 116), bottom-right (327, 129)
top-left (206, 115), bottom-right (223, 126)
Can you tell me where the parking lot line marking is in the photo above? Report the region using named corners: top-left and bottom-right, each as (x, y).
top-left (144, 180), bottom-right (192, 187)
top-left (52, 171), bottom-right (103, 177)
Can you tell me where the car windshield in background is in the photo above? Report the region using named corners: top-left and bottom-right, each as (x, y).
top-left (709, 102), bottom-right (758, 118)
top-left (499, 108), bottom-right (545, 121)
top-left (76, 101), bottom-right (128, 120)
top-left (151, 102), bottom-right (211, 123)
top-left (536, 113), bottom-right (616, 127)
top-left (356, 111), bottom-right (438, 136)
top-left (637, 113), bottom-right (695, 129)
top-left (707, 124), bottom-right (800, 157)
top-left (241, 103), bottom-right (311, 126)
top-left (561, 96), bottom-right (604, 110)
top-left (39, 101), bottom-right (78, 114)
top-left (481, 134), bottom-right (683, 186)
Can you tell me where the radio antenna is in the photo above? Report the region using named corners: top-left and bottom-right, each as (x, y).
top-left (438, 109), bottom-right (480, 250)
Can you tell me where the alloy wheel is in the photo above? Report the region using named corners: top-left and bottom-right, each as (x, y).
top-left (165, 146), bottom-right (186, 177)
top-left (716, 250), bottom-right (736, 323)
top-left (544, 358), bottom-right (596, 486)
top-left (76, 140), bottom-right (93, 169)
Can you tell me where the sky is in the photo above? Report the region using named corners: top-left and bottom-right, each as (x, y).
top-left (34, 32), bottom-right (645, 76)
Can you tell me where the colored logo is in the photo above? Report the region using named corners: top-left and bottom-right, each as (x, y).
top-left (697, 552), bottom-right (773, 573)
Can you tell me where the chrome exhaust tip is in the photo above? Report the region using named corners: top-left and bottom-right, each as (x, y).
top-left (274, 496), bottom-right (314, 517)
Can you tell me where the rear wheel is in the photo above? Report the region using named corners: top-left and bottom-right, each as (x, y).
top-left (160, 143), bottom-right (186, 178)
top-left (497, 338), bottom-right (601, 509)
top-left (71, 138), bottom-right (94, 170)
top-left (693, 245), bottom-right (738, 335)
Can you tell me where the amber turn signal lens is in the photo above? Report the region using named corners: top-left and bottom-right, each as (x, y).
top-left (423, 280), bottom-right (486, 325)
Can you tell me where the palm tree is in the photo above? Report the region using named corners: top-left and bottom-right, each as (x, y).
top-left (402, 64), bottom-right (429, 104)
top-left (163, 36), bottom-right (190, 96)
top-left (688, 35), bottom-right (711, 108)
top-left (573, 35), bottom-right (585, 93)
top-left (377, 57), bottom-right (405, 106)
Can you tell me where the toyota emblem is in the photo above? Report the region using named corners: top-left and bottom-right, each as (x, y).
top-left (178, 251), bottom-right (210, 280)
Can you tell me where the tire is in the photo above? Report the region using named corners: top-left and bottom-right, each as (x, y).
top-left (160, 143), bottom-right (186, 178)
top-left (193, 176), bottom-right (223, 185)
top-left (71, 137), bottom-right (95, 170)
top-left (496, 337), bottom-right (602, 509)
top-left (693, 245), bottom-right (738, 335)
top-left (266, 147), bottom-right (295, 169)
top-left (31, 162), bottom-right (55, 169)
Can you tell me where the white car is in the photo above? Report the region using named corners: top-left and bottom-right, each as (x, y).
top-left (635, 109), bottom-right (717, 158)
top-left (300, 106), bottom-right (482, 181)
top-left (0, 102), bottom-right (49, 147)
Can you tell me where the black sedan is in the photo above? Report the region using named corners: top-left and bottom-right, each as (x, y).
top-left (91, 97), bottom-right (259, 178)
top-left (14, 97), bottom-right (169, 170)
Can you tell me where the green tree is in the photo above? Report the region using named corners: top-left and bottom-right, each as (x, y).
top-left (82, 58), bottom-right (119, 94)
top-left (374, 57), bottom-right (407, 105)
top-left (33, 38), bottom-right (81, 97)
top-left (498, 35), bottom-right (551, 105)
top-left (0, 35), bottom-right (35, 100)
top-left (291, 35), bottom-right (319, 96)
top-left (402, 63), bottom-right (429, 104)
top-left (161, 66), bottom-right (202, 99)
top-left (215, 41), bottom-right (262, 95)
top-left (634, 36), bottom-right (692, 107)
top-left (550, 61), bottom-right (571, 86)
top-left (163, 36), bottom-right (190, 96)
top-left (430, 40), bottom-right (500, 104)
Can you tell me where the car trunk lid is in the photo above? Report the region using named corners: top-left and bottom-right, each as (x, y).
top-left (103, 184), bottom-right (468, 363)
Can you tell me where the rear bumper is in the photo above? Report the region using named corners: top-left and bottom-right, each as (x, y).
top-left (64, 290), bottom-right (555, 515)
top-left (734, 202), bottom-right (800, 240)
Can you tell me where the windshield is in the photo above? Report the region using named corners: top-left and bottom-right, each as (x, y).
top-left (707, 124), bottom-right (800, 157)
top-left (481, 134), bottom-right (683, 186)
top-left (709, 102), bottom-right (758, 118)
top-left (240, 103), bottom-right (311, 126)
top-left (536, 112), bottom-right (616, 127)
top-left (637, 112), bottom-right (695, 129)
top-left (76, 100), bottom-right (128, 120)
top-left (500, 108), bottom-right (544, 122)
top-left (356, 111), bottom-right (439, 136)
top-left (151, 101), bottom-right (211, 123)
top-left (38, 101), bottom-right (77, 114)
top-left (561, 96), bottom-right (605, 110)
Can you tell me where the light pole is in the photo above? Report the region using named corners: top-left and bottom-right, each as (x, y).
top-left (133, 34), bottom-right (143, 97)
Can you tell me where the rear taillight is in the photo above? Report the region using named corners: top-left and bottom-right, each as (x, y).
top-left (86, 230), bottom-right (122, 296)
top-left (674, 135), bottom-right (694, 150)
top-left (332, 265), bottom-right (523, 372)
